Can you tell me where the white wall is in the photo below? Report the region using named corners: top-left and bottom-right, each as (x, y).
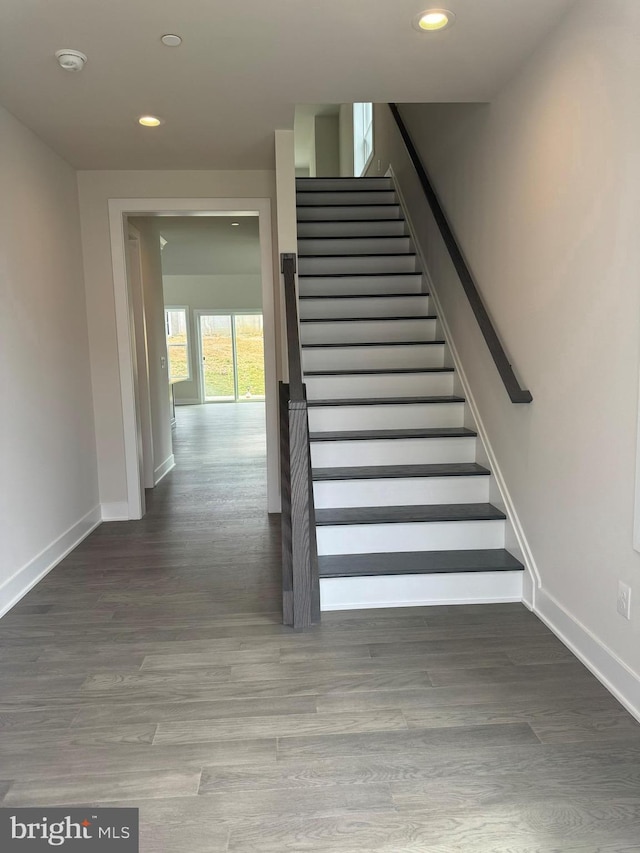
top-left (314, 115), bottom-right (340, 177)
top-left (370, 0), bottom-right (640, 711)
top-left (0, 104), bottom-right (99, 614)
top-left (76, 171), bottom-right (279, 515)
top-left (339, 104), bottom-right (354, 177)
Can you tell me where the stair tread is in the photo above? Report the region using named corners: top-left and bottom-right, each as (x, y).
top-left (299, 272), bottom-right (418, 278)
top-left (301, 315), bottom-right (437, 323)
top-left (315, 503), bottom-right (506, 526)
top-left (302, 341), bottom-right (444, 349)
top-left (298, 252), bottom-right (416, 258)
top-left (297, 202), bottom-right (400, 208)
top-left (313, 463), bottom-right (490, 481)
top-left (309, 427), bottom-right (477, 441)
top-left (298, 218), bottom-right (404, 224)
top-left (296, 188), bottom-right (395, 193)
top-left (307, 396), bottom-right (465, 406)
top-left (305, 367), bottom-right (453, 376)
top-left (300, 293), bottom-right (426, 300)
top-left (318, 549), bottom-right (524, 578)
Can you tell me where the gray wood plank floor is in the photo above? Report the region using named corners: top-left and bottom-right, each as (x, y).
top-left (1, 403), bottom-right (639, 852)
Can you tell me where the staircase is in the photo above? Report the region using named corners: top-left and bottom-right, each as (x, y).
top-left (296, 176), bottom-right (525, 610)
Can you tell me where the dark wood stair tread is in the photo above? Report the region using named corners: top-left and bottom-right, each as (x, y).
top-left (313, 463), bottom-right (490, 481)
top-left (309, 427), bottom-right (477, 441)
top-left (302, 341), bottom-right (444, 349)
top-left (300, 315), bottom-right (437, 323)
top-left (305, 367), bottom-right (453, 377)
top-left (318, 549), bottom-right (524, 578)
top-left (315, 503), bottom-right (506, 526)
top-left (307, 396), bottom-right (465, 406)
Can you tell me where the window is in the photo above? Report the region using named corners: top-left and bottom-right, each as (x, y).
top-left (353, 102), bottom-right (373, 177)
top-left (164, 307), bottom-right (190, 382)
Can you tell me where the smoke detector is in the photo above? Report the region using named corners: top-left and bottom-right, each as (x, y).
top-left (55, 50), bottom-right (87, 72)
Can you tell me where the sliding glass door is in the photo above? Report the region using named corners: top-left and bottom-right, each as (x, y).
top-left (198, 312), bottom-right (265, 402)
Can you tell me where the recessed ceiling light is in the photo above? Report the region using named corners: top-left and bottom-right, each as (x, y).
top-left (138, 115), bottom-right (162, 127)
top-left (231, 222), bottom-right (240, 226)
top-left (161, 34), bottom-right (182, 47)
top-left (413, 9), bottom-right (455, 31)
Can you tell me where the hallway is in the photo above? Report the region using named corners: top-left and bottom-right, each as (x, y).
top-left (1, 405), bottom-right (640, 851)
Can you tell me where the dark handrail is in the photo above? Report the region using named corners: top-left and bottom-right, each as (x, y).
top-left (388, 103), bottom-right (532, 404)
top-left (281, 253), bottom-right (304, 401)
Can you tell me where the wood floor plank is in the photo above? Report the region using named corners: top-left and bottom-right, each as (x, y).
top-left (154, 710), bottom-right (408, 745)
top-left (3, 769), bottom-right (201, 806)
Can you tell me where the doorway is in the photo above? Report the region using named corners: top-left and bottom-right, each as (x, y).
top-left (108, 198), bottom-right (279, 518)
top-left (197, 312), bottom-right (265, 403)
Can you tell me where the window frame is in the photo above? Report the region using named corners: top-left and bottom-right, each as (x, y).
top-left (353, 102), bottom-right (374, 177)
top-left (164, 305), bottom-right (191, 383)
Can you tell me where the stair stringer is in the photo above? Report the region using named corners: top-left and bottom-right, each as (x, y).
top-left (388, 165), bottom-right (541, 608)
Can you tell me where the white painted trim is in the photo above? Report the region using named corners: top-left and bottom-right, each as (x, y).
top-left (0, 507), bottom-right (102, 618)
top-left (532, 588), bottom-right (640, 723)
top-left (320, 570), bottom-right (523, 611)
top-left (108, 198), bottom-right (280, 517)
top-left (154, 454), bottom-right (175, 485)
top-left (389, 167), bottom-right (542, 605)
top-left (101, 502), bottom-right (131, 521)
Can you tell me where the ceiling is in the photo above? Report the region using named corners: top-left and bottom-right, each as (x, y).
top-left (0, 0), bottom-right (575, 170)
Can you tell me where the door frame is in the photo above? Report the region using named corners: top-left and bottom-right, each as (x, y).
top-left (195, 309), bottom-right (265, 404)
top-left (108, 198), bottom-right (279, 517)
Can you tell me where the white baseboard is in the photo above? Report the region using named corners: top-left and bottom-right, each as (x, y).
top-left (532, 588), bottom-right (640, 723)
top-left (0, 506), bottom-right (102, 618)
top-left (101, 501), bottom-right (131, 521)
top-left (154, 454), bottom-right (175, 485)
top-left (320, 570), bottom-right (523, 611)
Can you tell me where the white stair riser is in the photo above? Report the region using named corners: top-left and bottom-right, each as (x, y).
top-left (310, 437), bottom-right (477, 467)
top-left (298, 255), bottom-right (418, 275)
top-left (301, 319), bottom-right (437, 344)
top-left (297, 205), bottom-right (402, 221)
top-left (297, 178), bottom-right (393, 192)
top-left (313, 476), bottom-right (490, 509)
top-left (299, 275), bottom-right (423, 297)
top-left (299, 296), bottom-right (429, 320)
top-left (308, 402), bottom-right (465, 432)
top-left (302, 345), bottom-right (444, 372)
top-left (317, 519), bottom-right (506, 556)
top-left (298, 237), bottom-right (412, 256)
top-left (305, 373), bottom-right (453, 400)
top-left (297, 191), bottom-right (396, 205)
top-left (320, 571), bottom-right (524, 610)
top-left (298, 220), bottom-right (406, 239)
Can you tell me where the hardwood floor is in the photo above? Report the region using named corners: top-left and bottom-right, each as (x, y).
top-left (1, 403), bottom-right (640, 851)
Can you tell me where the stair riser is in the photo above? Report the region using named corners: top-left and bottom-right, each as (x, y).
top-left (305, 373), bottom-right (454, 400)
top-left (298, 255), bottom-right (418, 276)
top-left (297, 191), bottom-right (396, 206)
top-left (319, 572), bottom-right (524, 610)
top-left (297, 206), bottom-right (402, 221)
top-left (303, 345), bottom-right (444, 372)
top-left (299, 296), bottom-right (430, 320)
top-left (299, 275), bottom-right (423, 297)
top-left (301, 319), bottom-right (437, 344)
top-left (310, 437), bottom-right (477, 467)
top-left (313, 477), bottom-right (490, 509)
top-left (297, 220), bottom-right (407, 239)
top-left (298, 237), bottom-right (412, 256)
top-left (308, 403), bottom-right (465, 432)
top-left (316, 519), bottom-right (506, 556)
top-left (297, 178), bottom-right (393, 192)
